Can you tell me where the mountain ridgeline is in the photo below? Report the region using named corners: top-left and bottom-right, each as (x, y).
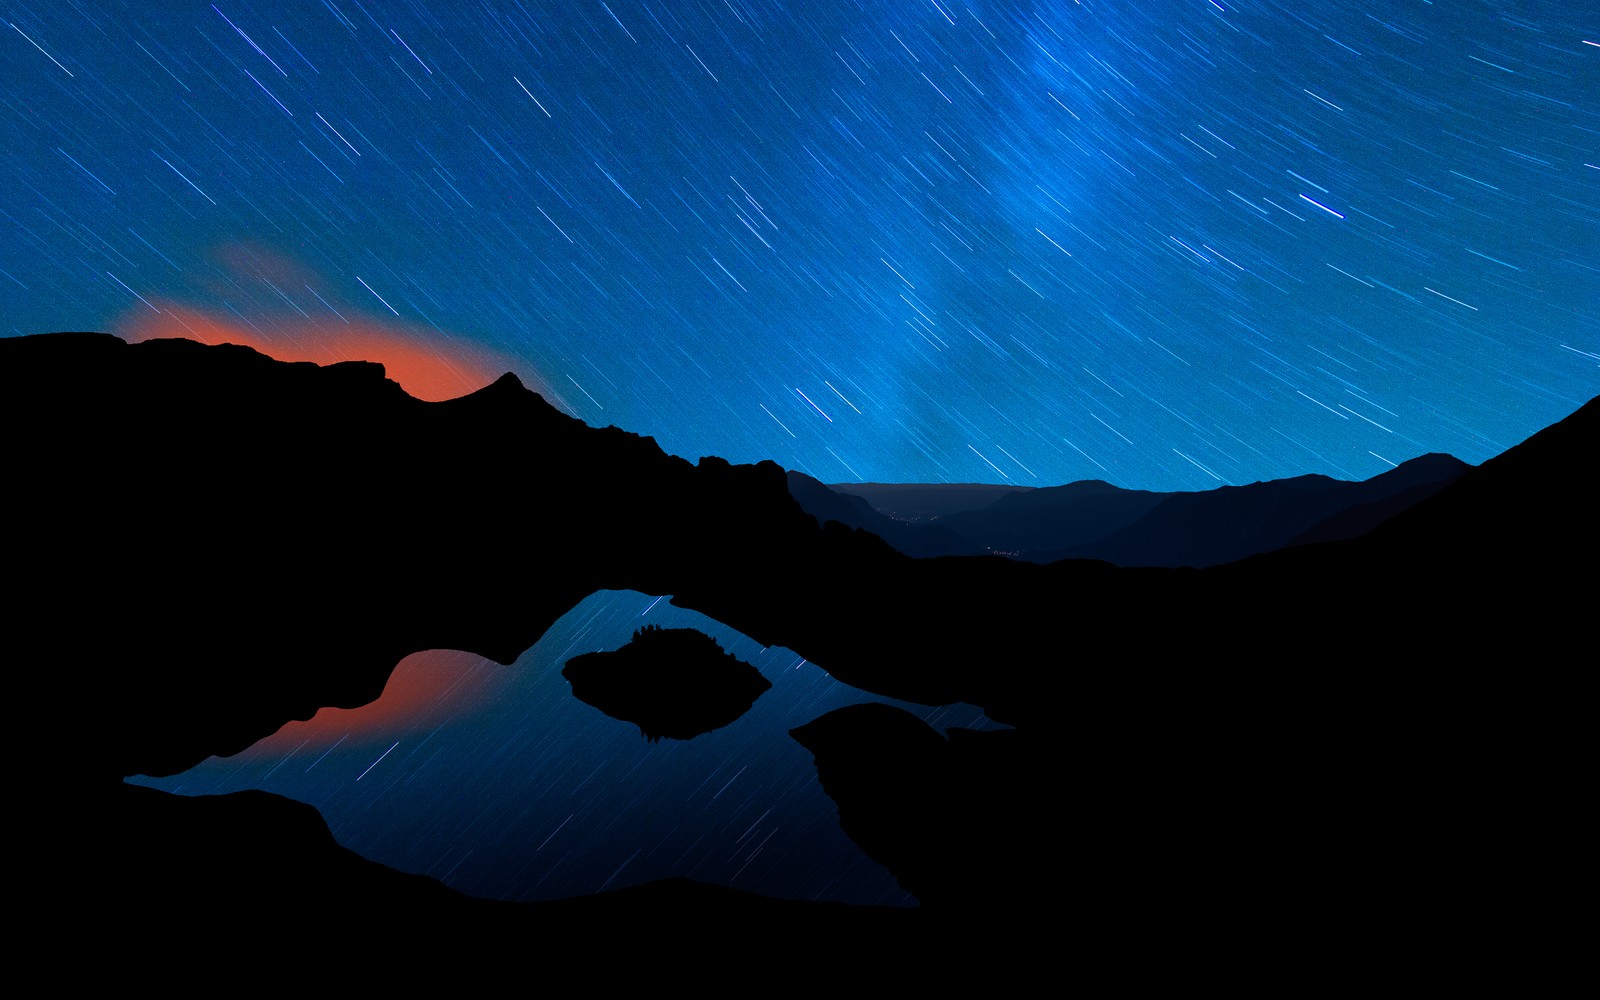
top-left (10, 332), bottom-right (1591, 982)
top-left (789, 453), bottom-right (1472, 566)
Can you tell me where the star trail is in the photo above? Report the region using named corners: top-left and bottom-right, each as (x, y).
top-left (4, 1), bottom-right (1594, 490)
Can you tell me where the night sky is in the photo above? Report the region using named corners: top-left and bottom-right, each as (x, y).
top-left (11, 2), bottom-right (1598, 909)
top-left (5, 1), bottom-right (1595, 491)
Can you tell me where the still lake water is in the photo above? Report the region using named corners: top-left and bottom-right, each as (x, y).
top-left (130, 589), bottom-right (1000, 907)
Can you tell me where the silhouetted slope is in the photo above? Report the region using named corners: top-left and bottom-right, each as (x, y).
top-left (10, 332), bottom-right (1592, 981)
top-left (827, 481), bottom-right (1027, 521)
top-left (1181, 395), bottom-right (1595, 933)
top-left (1362, 401), bottom-right (1593, 553)
top-left (937, 478), bottom-right (1173, 558)
top-left (788, 470), bottom-right (982, 557)
top-left (8, 332), bottom-right (831, 780)
top-left (1053, 451), bottom-right (1470, 567)
top-left (6, 331), bottom-right (1121, 783)
top-left (11, 331), bottom-right (1590, 779)
top-left (815, 458), bottom-right (1467, 567)
top-left (1286, 453), bottom-right (1469, 547)
top-left (1216, 393), bottom-right (1595, 594)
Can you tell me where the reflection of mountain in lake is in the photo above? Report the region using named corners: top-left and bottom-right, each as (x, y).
top-left (130, 589), bottom-right (987, 907)
top-left (563, 624), bottom-right (773, 742)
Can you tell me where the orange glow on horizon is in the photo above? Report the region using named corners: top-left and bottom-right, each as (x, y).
top-left (116, 302), bottom-right (529, 403)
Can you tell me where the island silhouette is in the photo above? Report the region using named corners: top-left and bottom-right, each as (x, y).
top-left (563, 624), bottom-right (773, 741)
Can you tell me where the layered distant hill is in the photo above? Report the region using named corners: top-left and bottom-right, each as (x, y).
top-left (791, 453), bottom-right (1471, 566)
top-left (10, 332), bottom-right (1592, 986)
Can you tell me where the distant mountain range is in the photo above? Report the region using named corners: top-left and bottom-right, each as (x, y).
top-left (10, 331), bottom-right (1592, 986)
top-left (790, 452), bottom-right (1471, 566)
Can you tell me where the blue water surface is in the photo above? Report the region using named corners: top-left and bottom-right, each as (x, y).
top-left (131, 589), bottom-right (1000, 906)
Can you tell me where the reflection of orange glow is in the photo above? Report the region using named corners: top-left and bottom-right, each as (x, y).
top-left (117, 303), bottom-right (525, 402)
top-left (252, 649), bottom-right (509, 752)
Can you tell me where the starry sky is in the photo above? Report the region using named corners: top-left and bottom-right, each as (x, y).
top-left (4, 1), bottom-right (1596, 492)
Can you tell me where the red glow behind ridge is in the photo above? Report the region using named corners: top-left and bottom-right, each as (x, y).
top-left (117, 303), bottom-right (521, 402)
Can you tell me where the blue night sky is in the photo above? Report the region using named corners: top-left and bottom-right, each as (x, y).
top-left (4, 1), bottom-right (1595, 492)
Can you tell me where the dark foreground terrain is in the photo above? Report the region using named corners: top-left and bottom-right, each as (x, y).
top-left (11, 332), bottom-right (1591, 986)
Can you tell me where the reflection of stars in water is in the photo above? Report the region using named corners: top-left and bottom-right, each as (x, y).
top-left (3, 4), bottom-right (1594, 495)
top-left (134, 590), bottom-right (1001, 906)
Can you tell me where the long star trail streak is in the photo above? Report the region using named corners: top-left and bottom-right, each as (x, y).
top-left (316, 113), bottom-right (361, 156)
top-left (298, 141), bottom-right (344, 183)
top-left (213, 5), bottom-right (289, 77)
top-left (760, 404), bottom-right (796, 437)
top-left (156, 154), bottom-right (218, 204)
top-left (8, 20), bottom-right (73, 76)
top-left (13, 0), bottom-right (1597, 913)
top-left (794, 387), bottom-right (833, 422)
top-left (514, 77), bottom-right (552, 117)
top-left (1298, 194), bottom-right (1344, 219)
top-left (105, 271), bottom-right (160, 312)
top-left (967, 444), bottom-right (1009, 480)
top-left (56, 149), bottom-right (116, 195)
top-left (356, 277), bottom-right (400, 315)
top-left (239, 64), bottom-right (294, 117)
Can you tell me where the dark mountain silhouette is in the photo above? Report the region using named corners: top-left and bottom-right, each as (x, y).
top-left (1042, 451), bottom-right (1471, 566)
top-left (1283, 453), bottom-right (1472, 548)
top-left (800, 455), bottom-right (1469, 566)
top-left (787, 470), bottom-right (982, 557)
top-left (935, 476), bottom-right (1174, 557)
top-left (562, 624), bottom-right (772, 741)
top-left (10, 331), bottom-right (1592, 983)
top-left (825, 481), bottom-right (1028, 521)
